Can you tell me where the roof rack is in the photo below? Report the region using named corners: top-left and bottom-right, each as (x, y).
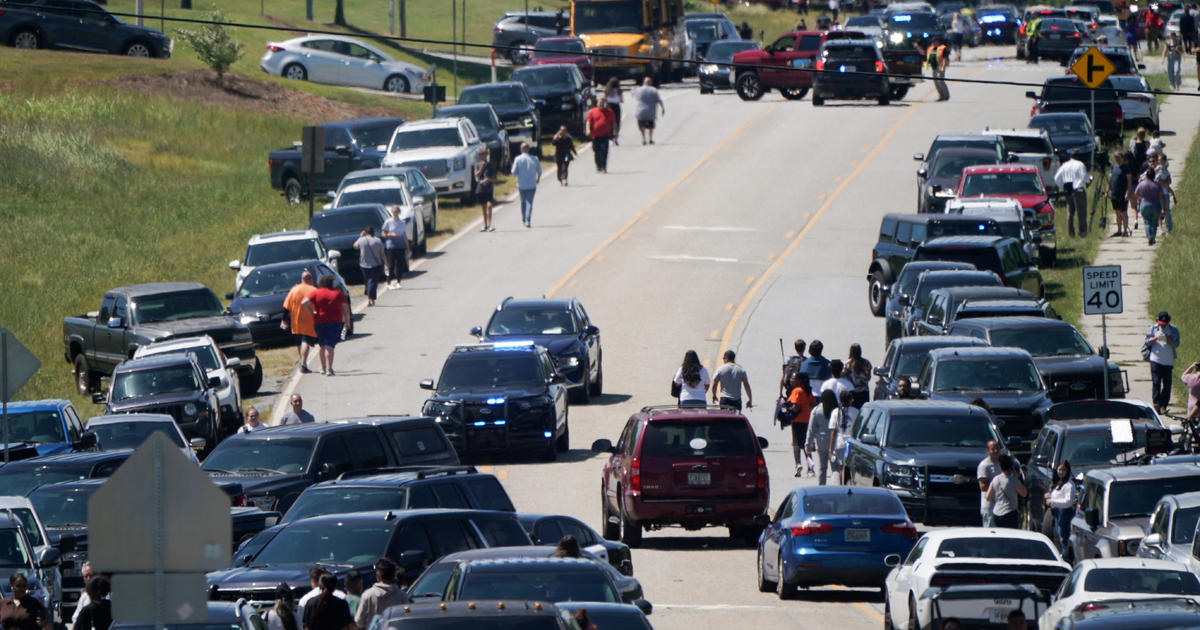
top-left (336, 465), bottom-right (478, 480)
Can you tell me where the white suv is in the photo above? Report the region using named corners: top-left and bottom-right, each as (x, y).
top-left (981, 128), bottom-right (1059, 190)
top-left (133, 335), bottom-right (242, 426)
top-left (330, 181), bottom-right (429, 254)
top-left (229, 229), bottom-right (339, 290)
top-left (381, 117), bottom-right (482, 201)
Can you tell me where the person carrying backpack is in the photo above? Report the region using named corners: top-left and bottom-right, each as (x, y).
top-left (779, 338), bottom-right (807, 397)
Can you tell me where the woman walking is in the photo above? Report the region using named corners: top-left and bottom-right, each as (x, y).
top-left (74, 577), bottom-right (111, 630)
top-left (1135, 167), bottom-right (1165, 245)
top-left (783, 372), bottom-right (815, 477)
top-left (603, 77), bottom-right (623, 145)
top-left (827, 390), bottom-right (859, 485)
top-left (263, 583), bottom-right (301, 630)
top-left (845, 343), bottom-right (872, 409)
top-left (805, 390), bottom-right (837, 486)
top-left (552, 125), bottom-right (576, 186)
top-left (1045, 460), bottom-right (1076, 552)
top-left (1164, 32), bottom-right (1184, 89)
top-left (671, 350), bottom-right (710, 408)
top-left (985, 455), bottom-right (1027, 528)
top-left (474, 147), bottom-right (496, 232)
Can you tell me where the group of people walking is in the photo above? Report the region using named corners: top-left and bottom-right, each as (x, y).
top-left (1108, 128), bottom-right (1176, 245)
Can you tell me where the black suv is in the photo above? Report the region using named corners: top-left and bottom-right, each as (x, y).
top-left (421, 342), bottom-right (569, 460)
top-left (913, 291), bottom-right (1050, 336)
top-left (307, 204), bottom-right (388, 282)
top-left (917, 346), bottom-right (1054, 457)
top-left (434, 104), bottom-right (511, 173)
top-left (511, 64), bottom-right (592, 136)
top-left (811, 40), bottom-right (889, 106)
top-left (882, 261), bottom-right (974, 341)
top-left (914, 236), bottom-right (1044, 297)
top-left (873, 336), bottom-right (989, 400)
top-left (280, 466), bottom-right (514, 525)
top-left (0, 449), bottom-right (131, 497)
top-left (919, 148), bottom-right (1003, 214)
top-left (457, 82), bottom-right (541, 158)
top-left (913, 134), bottom-right (1007, 204)
top-left (900, 269), bottom-right (1003, 340)
top-left (842, 400), bottom-right (1016, 524)
top-left (470, 297), bottom-right (602, 403)
top-left (202, 417), bottom-right (458, 514)
top-left (101, 354), bottom-right (225, 446)
top-left (946, 317), bottom-right (1123, 401)
top-left (0, 0), bottom-right (173, 58)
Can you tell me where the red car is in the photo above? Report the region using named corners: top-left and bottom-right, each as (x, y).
top-left (591, 405), bottom-right (770, 548)
top-left (528, 37), bottom-right (593, 82)
top-left (956, 163), bottom-right (1058, 266)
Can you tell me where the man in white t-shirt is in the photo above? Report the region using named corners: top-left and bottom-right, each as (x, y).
top-left (298, 566), bottom-right (346, 610)
top-left (820, 359), bottom-right (853, 399)
top-left (977, 440), bottom-right (1002, 527)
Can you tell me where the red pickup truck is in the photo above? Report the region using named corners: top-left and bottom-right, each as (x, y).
top-left (733, 30), bottom-right (923, 101)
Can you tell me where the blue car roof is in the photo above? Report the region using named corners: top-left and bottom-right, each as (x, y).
top-left (1, 400), bottom-right (72, 413)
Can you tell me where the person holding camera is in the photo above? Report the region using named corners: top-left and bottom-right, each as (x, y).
top-left (1145, 311), bottom-right (1181, 414)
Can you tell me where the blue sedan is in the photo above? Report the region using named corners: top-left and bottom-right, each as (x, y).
top-left (756, 486), bottom-right (918, 599)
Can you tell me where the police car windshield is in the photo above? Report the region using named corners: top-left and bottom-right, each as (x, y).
top-left (438, 354), bottom-right (544, 391)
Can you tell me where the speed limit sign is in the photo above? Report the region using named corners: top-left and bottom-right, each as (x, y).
top-left (1082, 265), bottom-right (1123, 315)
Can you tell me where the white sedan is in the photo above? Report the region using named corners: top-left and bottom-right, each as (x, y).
top-left (885, 528), bottom-right (1070, 630)
top-left (260, 34), bottom-right (430, 94)
top-left (1039, 557), bottom-right (1200, 630)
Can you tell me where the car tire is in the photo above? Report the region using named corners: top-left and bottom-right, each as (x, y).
top-left (123, 40), bottom-right (153, 57)
top-left (812, 93), bottom-right (825, 106)
top-left (556, 415), bottom-right (569, 452)
top-left (11, 30), bottom-right (40, 49)
top-left (780, 87), bottom-right (808, 100)
top-left (620, 502), bottom-right (642, 548)
top-left (868, 270), bottom-right (887, 317)
top-left (283, 63), bottom-right (308, 81)
top-left (573, 366), bottom-right (592, 404)
top-left (588, 356), bottom-right (603, 397)
top-left (601, 493), bottom-right (620, 540)
top-left (240, 360), bottom-right (263, 396)
top-left (383, 74), bottom-right (410, 93)
top-left (73, 354), bottom-right (95, 395)
top-left (1040, 246), bottom-right (1056, 267)
top-left (890, 86), bottom-right (909, 100)
top-left (878, 93), bottom-right (890, 106)
top-left (907, 595), bottom-right (919, 630)
top-left (426, 205), bottom-right (437, 234)
top-left (883, 588), bottom-right (895, 630)
top-left (776, 552), bottom-right (797, 599)
top-left (416, 213), bottom-right (428, 256)
top-left (756, 549), bottom-right (777, 592)
top-left (735, 73), bottom-right (766, 101)
top-left (283, 176), bottom-right (303, 206)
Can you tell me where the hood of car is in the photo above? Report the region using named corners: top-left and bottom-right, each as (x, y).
top-left (139, 316), bottom-right (249, 339)
top-left (228, 293), bottom-right (287, 319)
top-left (521, 84), bottom-right (574, 100)
top-left (204, 473), bottom-right (309, 496)
top-left (883, 446), bottom-right (987, 468)
top-left (207, 565), bottom-right (312, 592)
top-left (317, 232), bottom-right (360, 254)
top-left (1032, 354), bottom-right (1109, 375)
top-left (930, 390), bottom-right (1050, 407)
top-left (385, 147), bottom-right (463, 163)
top-left (108, 391), bottom-right (205, 412)
top-left (481, 334), bottom-right (582, 356)
top-left (531, 55), bottom-right (589, 66)
top-left (488, 104), bottom-right (537, 122)
top-left (1105, 516), bottom-right (1150, 539)
top-left (429, 385), bottom-right (548, 401)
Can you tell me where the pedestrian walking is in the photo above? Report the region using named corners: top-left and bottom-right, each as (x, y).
top-left (806, 390), bottom-right (837, 486)
top-left (1125, 20), bottom-right (1141, 59)
top-left (977, 440), bottom-right (1002, 527)
top-left (1164, 32), bottom-right (1184, 89)
top-left (844, 343), bottom-right (872, 408)
top-left (827, 390), bottom-right (858, 485)
top-left (1053, 150), bottom-right (1090, 237)
top-left (303, 573), bottom-right (356, 630)
top-left (1026, 16), bottom-right (1042, 63)
top-left (1135, 167), bottom-right (1165, 245)
top-left (603, 78), bottom-right (623, 144)
top-left (238, 405), bottom-right (265, 433)
top-left (1145, 311), bottom-right (1181, 414)
top-left (1182, 360), bottom-right (1200, 419)
top-left (0, 573), bottom-right (48, 630)
top-left (263, 584), bottom-right (302, 630)
top-left (986, 455), bottom-right (1027, 528)
top-left (1130, 127), bottom-right (1150, 173)
top-left (738, 20), bottom-right (753, 39)
top-left (829, 0), bottom-right (840, 23)
top-left (925, 36), bottom-right (950, 100)
top-left (510, 142), bottom-right (541, 228)
top-left (631, 76), bottom-right (665, 145)
top-left (474, 147), bottom-right (497, 232)
top-left (279, 394), bottom-right (315, 425)
top-left (281, 270), bottom-right (318, 373)
top-left (950, 12), bottom-right (965, 60)
top-left (301, 274), bottom-right (350, 376)
top-left (1196, 41), bottom-right (1200, 89)
top-left (71, 563), bottom-right (95, 628)
top-left (671, 350), bottom-right (711, 408)
top-left (585, 99), bottom-right (616, 173)
top-left (343, 571), bottom-right (362, 616)
top-left (796, 0), bottom-right (808, 16)
top-left (800, 340), bottom-right (832, 394)
top-left (1150, 151), bottom-right (1176, 235)
top-left (352, 226), bottom-right (385, 306)
top-left (782, 372), bottom-right (815, 477)
top-left (299, 568), bottom-right (345, 611)
top-left (354, 559), bottom-right (406, 630)
top-left (1108, 151), bottom-right (1134, 237)
top-left (1182, 6), bottom-right (1197, 53)
top-left (797, 18), bottom-right (809, 29)
top-left (1045, 460), bottom-right (1075, 552)
top-left (73, 577), bottom-right (111, 630)
top-left (711, 349), bottom-right (753, 411)
top-left (380, 205), bottom-right (409, 287)
top-left (552, 126), bottom-right (576, 186)
top-left (820, 359), bottom-right (853, 398)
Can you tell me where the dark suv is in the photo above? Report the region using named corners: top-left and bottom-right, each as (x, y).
top-left (811, 40), bottom-right (890, 106)
top-left (511, 64), bottom-right (591, 136)
top-left (591, 405), bottom-right (770, 547)
top-left (434, 104), bottom-right (511, 173)
top-left (914, 235), bottom-right (1044, 297)
top-left (0, 0), bottom-right (173, 58)
top-left (457, 82), bottom-right (542, 158)
top-left (470, 297), bottom-right (602, 403)
top-left (882, 261), bottom-right (974, 341)
top-left (873, 336), bottom-right (989, 400)
top-left (913, 290), bottom-right (1050, 336)
top-left (913, 134), bottom-right (1007, 204)
top-left (900, 269), bottom-right (1003, 339)
top-left (421, 342), bottom-right (569, 460)
top-left (919, 148), bottom-right (1004, 214)
top-left (101, 354), bottom-right (225, 446)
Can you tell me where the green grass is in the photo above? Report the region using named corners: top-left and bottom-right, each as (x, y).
top-left (1041, 201), bottom-right (1105, 329)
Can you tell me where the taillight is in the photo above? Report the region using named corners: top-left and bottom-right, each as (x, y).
top-left (815, 59), bottom-right (825, 71)
top-left (1042, 157), bottom-right (1052, 170)
top-left (1115, 105), bottom-right (1123, 124)
top-left (790, 521), bottom-right (833, 536)
top-left (1079, 603), bottom-right (1108, 612)
top-left (1071, 31), bottom-right (1081, 37)
top-left (266, 44), bottom-right (284, 52)
top-left (1036, 200), bottom-right (1054, 229)
top-left (1030, 105), bottom-right (1038, 117)
top-left (882, 521), bottom-right (919, 538)
top-left (232, 494), bottom-right (247, 507)
top-left (757, 456), bottom-right (767, 490)
top-left (875, 60), bottom-right (885, 73)
top-left (494, 25), bottom-right (503, 33)
top-left (630, 457), bottom-right (641, 495)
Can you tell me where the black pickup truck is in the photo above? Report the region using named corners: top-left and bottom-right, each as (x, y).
top-left (1027, 77), bottom-right (1124, 142)
top-left (62, 282), bottom-right (261, 396)
top-left (268, 117), bottom-right (404, 205)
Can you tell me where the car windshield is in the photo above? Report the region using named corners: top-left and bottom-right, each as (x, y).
top-left (1029, 116), bottom-right (1091, 138)
top-left (389, 128), bottom-right (463, 150)
top-left (515, 67), bottom-right (574, 89)
top-left (438, 109), bottom-right (497, 132)
top-left (845, 16), bottom-right (881, 27)
top-left (573, 0), bottom-right (642, 33)
top-left (28, 486), bottom-right (96, 528)
top-left (686, 21), bottom-right (720, 39)
top-left (0, 464), bottom-right (94, 496)
top-left (110, 365), bottom-right (200, 401)
top-left (0, 529), bottom-right (30, 569)
top-left (436, 354), bottom-right (544, 392)
top-left (2, 411), bottom-right (65, 445)
top-left (890, 13), bottom-right (940, 28)
top-left (1059, 428), bottom-right (1148, 468)
top-left (1041, 81), bottom-right (1118, 102)
top-left (459, 569), bottom-right (619, 603)
top-left (4, 509), bottom-right (44, 547)
top-left (283, 487), bottom-right (405, 524)
top-left (487, 307), bottom-right (577, 336)
top-left (932, 153), bottom-right (997, 178)
top-left (928, 221), bottom-right (1001, 238)
top-left (1108, 76), bottom-right (1148, 92)
top-left (459, 87), bottom-right (529, 107)
top-left (238, 266), bottom-right (307, 299)
top-left (311, 209), bottom-right (383, 236)
top-left (989, 327), bottom-right (1092, 357)
top-left (887, 415), bottom-right (999, 448)
top-left (202, 438), bottom-right (315, 475)
top-left (90, 421), bottom-right (186, 450)
top-left (705, 41), bottom-right (758, 61)
top-left (802, 492), bottom-right (903, 515)
top-left (914, 275), bottom-right (999, 308)
top-left (132, 289), bottom-right (224, 323)
top-left (251, 521), bottom-right (395, 566)
top-left (961, 172), bottom-right (1045, 196)
top-left (534, 40), bottom-right (585, 56)
top-left (824, 46), bottom-right (878, 62)
top-left (1083, 568), bottom-right (1200, 595)
top-left (1110, 477), bottom-right (1200, 519)
top-left (929, 140), bottom-right (1000, 159)
top-left (933, 357), bottom-right (1043, 392)
top-left (336, 188), bottom-right (405, 208)
top-left (245, 240), bottom-right (323, 267)
top-left (640, 419), bottom-right (755, 457)
top-left (1001, 136), bottom-right (1050, 154)
top-left (916, 247), bottom-right (1003, 272)
top-left (349, 122), bottom-right (402, 149)
top-left (935, 537), bottom-right (1058, 560)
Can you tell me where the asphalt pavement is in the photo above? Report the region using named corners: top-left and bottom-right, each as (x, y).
top-left (285, 46), bottom-right (1066, 630)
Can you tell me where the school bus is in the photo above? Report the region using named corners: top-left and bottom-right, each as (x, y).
top-left (571, 0), bottom-right (687, 83)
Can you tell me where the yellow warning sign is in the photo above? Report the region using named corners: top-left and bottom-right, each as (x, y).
top-left (1070, 47), bottom-right (1116, 88)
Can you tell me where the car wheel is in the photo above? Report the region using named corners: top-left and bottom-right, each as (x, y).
top-left (556, 414), bottom-right (570, 452)
top-left (1040, 246), bottom-right (1056, 267)
top-left (601, 492), bottom-right (620, 540)
top-left (426, 204), bottom-right (437, 234)
top-left (878, 92), bottom-right (890, 106)
top-left (11, 30), bottom-right (40, 49)
top-left (868, 270), bottom-right (887, 316)
top-left (283, 63), bottom-right (308, 81)
top-left (572, 366), bottom-right (592, 404)
top-left (384, 74), bottom-right (410, 93)
top-left (756, 549), bottom-right (777, 592)
top-left (890, 86), bottom-right (909, 100)
top-left (124, 41), bottom-right (153, 57)
top-left (780, 87), bottom-right (808, 100)
top-left (907, 595), bottom-right (919, 630)
top-left (240, 360), bottom-right (263, 396)
top-left (283, 176), bottom-right (303, 206)
top-left (620, 502), bottom-right (642, 548)
top-left (812, 93), bottom-right (825, 106)
top-left (588, 356), bottom-right (603, 397)
top-left (776, 552), bottom-right (797, 599)
top-left (883, 588), bottom-right (895, 630)
top-left (416, 213), bottom-right (428, 256)
top-left (73, 354), bottom-right (95, 395)
top-left (735, 73), bottom-right (765, 101)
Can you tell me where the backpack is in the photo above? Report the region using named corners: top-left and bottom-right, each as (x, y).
top-left (782, 355), bottom-right (804, 386)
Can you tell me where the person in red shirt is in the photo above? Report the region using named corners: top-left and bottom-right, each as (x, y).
top-left (584, 99), bottom-right (616, 173)
top-left (301, 275), bottom-right (350, 376)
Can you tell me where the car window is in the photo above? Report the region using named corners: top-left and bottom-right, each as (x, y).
top-left (766, 35), bottom-right (796, 52)
top-left (798, 34), bottom-right (823, 51)
top-left (887, 415), bottom-right (998, 449)
top-left (472, 516), bottom-right (530, 547)
top-left (487, 306), bottom-right (578, 336)
top-left (463, 477), bottom-right (514, 512)
top-left (1035, 429), bottom-right (1058, 466)
top-left (391, 425), bottom-right (450, 459)
top-left (558, 519), bottom-right (595, 546)
top-left (618, 420), bottom-right (637, 456)
top-left (895, 221), bottom-right (914, 247)
top-left (458, 567), bottom-right (619, 604)
top-left (860, 412), bottom-right (881, 440)
top-left (407, 485), bottom-right (437, 509)
top-left (431, 483), bottom-right (469, 509)
top-left (773, 495), bottom-right (795, 521)
top-left (1110, 477), bottom-right (1200, 519)
top-left (879, 217), bottom-right (897, 241)
top-left (931, 357), bottom-right (1042, 392)
top-left (6, 509), bottom-right (44, 547)
top-left (389, 128), bottom-right (464, 151)
top-left (1001, 136), bottom-right (1050, 154)
top-left (423, 518), bottom-right (478, 557)
top-left (802, 492), bottom-right (903, 515)
top-left (310, 209), bottom-right (386, 236)
top-left (315, 437), bottom-right (354, 477)
top-left (1150, 504), bottom-right (1169, 539)
top-left (1173, 507), bottom-right (1200, 546)
top-left (1057, 566), bottom-right (1081, 599)
top-left (392, 522), bottom-right (433, 558)
top-left (935, 537), bottom-right (1057, 560)
top-left (639, 420), bottom-right (755, 457)
top-left (989, 327), bottom-right (1092, 357)
top-left (534, 519), bottom-right (564, 544)
top-left (437, 353), bottom-right (544, 391)
top-left (1083, 568), bottom-right (1200, 595)
top-left (344, 43), bottom-right (377, 59)
top-left (904, 537), bottom-right (927, 565)
top-left (345, 432), bottom-right (389, 470)
top-left (91, 420), bottom-right (186, 450)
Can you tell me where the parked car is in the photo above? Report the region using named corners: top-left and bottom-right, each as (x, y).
top-left (511, 64), bottom-right (592, 136)
top-left (307, 204), bottom-right (391, 282)
top-left (259, 34), bottom-right (429, 93)
top-left (981, 128), bottom-right (1060, 189)
top-left (811, 39), bottom-right (891, 106)
top-left (100, 353), bottom-right (227, 447)
top-left (682, 17), bottom-right (736, 66)
top-left (557, 602), bottom-right (653, 630)
top-left (844, 14), bottom-right (886, 39)
top-left (333, 167), bottom-right (437, 220)
top-left (867, 214), bottom-right (937, 316)
top-left (1064, 45), bottom-right (1144, 77)
top-left (375, 600), bottom-right (577, 628)
top-left (1040, 558), bottom-right (1200, 629)
top-left (1108, 74), bottom-right (1160, 130)
top-left (381, 117), bottom-right (482, 201)
top-left (884, 10), bottom-right (945, 48)
top-left (873, 336), bottom-right (990, 400)
top-left (901, 270), bottom-right (1006, 338)
top-left (268, 118), bottom-right (405, 205)
top-left (698, 40), bottom-right (761, 93)
top-left (1026, 18), bottom-right (1087, 62)
top-left (939, 11), bottom-right (983, 45)
top-left (757, 486), bottom-right (918, 598)
top-left (1028, 112), bottom-right (1100, 164)
top-left (0, 498), bottom-right (61, 620)
top-left (433, 104), bottom-right (511, 173)
top-left (0, 0), bottom-right (172, 57)
top-left (919, 147), bottom-right (1005, 213)
top-left (133, 335), bottom-right (242, 426)
top-left (457, 82), bottom-right (541, 157)
top-left (225, 260), bottom-right (352, 345)
top-left (0, 450), bottom-right (131, 497)
top-left (956, 164), bottom-right (1059, 264)
top-left (914, 292), bottom-right (1053, 336)
top-left (491, 10), bottom-right (566, 62)
top-left (882, 261), bottom-right (974, 338)
top-left (915, 235), bottom-right (1044, 295)
top-left (947, 197), bottom-right (1043, 264)
top-left (1071, 464), bottom-right (1200, 562)
top-left (913, 134), bottom-right (1008, 207)
top-left (0, 400), bottom-right (95, 460)
top-left (85, 413), bottom-right (205, 464)
top-left (229, 229), bottom-right (339, 291)
top-left (329, 181), bottom-right (429, 254)
top-left (592, 405), bottom-right (770, 547)
top-left (527, 37), bottom-right (593, 82)
top-left (976, 5), bottom-right (1021, 44)
top-left (1027, 77), bottom-right (1124, 142)
top-left (0, 513), bottom-right (58, 621)
top-left (1049, 597), bottom-right (1200, 630)
top-left (516, 513), bottom-right (633, 576)
top-left (1136, 491), bottom-right (1200, 565)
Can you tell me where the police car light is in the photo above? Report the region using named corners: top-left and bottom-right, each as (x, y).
top-left (486, 397), bottom-right (506, 404)
top-left (492, 340), bottom-right (535, 349)
top-left (543, 431), bottom-right (553, 438)
top-left (473, 421), bottom-right (487, 427)
top-left (980, 14), bottom-right (1007, 23)
top-left (893, 14), bottom-right (912, 21)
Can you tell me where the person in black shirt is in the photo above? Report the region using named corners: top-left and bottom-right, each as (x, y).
top-left (474, 147), bottom-right (497, 232)
top-left (1108, 150), bottom-right (1134, 237)
top-left (303, 574), bottom-right (355, 630)
top-left (75, 577), bottom-right (111, 630)
top-left (0, 574), bottom-right (47, 630)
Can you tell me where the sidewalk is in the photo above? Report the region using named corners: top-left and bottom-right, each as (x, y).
top-left (1079, 61), bottom-right (1200, 416)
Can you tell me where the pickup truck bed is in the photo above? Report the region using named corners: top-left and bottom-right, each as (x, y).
top-left (1028, 77), bottom-right (1123, 141)
top-left (268, 117), bottom-right (404, 204)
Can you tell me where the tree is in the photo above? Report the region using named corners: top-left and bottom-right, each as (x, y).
top-left (176, 10), bottom-right (243, 86)
top-left (335, 0), bottom-right (346, 26)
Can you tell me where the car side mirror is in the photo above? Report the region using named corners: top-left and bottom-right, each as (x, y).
top-left (328, 250), bottom-right (341, 260)
top-left (317, 462), bottom-right (336, 481)
top-left (632, 599), bottom-right (653, 616)
top-left (57, 534), bottom-right (77, 554)
top-left (1025, 90), bottom-right (1038, 99)
top-left (757, 436), bottom-right (769, 449)
top-left (74, 431), bottom-right (98, 451)
top-left (107, 316), bottom-right (123, 328)
top-left (419, 379), bottom-right (435, 390)
top-left (326, 190), bottom-right (336, 200)
top-left (190, 437), bottom-right (207, 452)
top-left (225, 291), bottom-right (235, 300)
top-left (930, 184), bottom-right (942, 193)
top-left (752, 513), bottom-right (770, 527)
top-left (226, 357), bottom-right (241, 369)
top-left (1008, 154), bottom-right (1021, 163)
top-left (884, 553), bottom-right (902, 567)
top-left (591, 438), bottom-right (615, 453)
top-left (1097, 346), bottom-right (1110, 359)
top-left (586, 325), bottom-right (600, 336)
top-left (1143, 533), bottom-right (1162, 548)
top-left (208, 376), bottom-right (221, 388)
top-left (548, 373), bottom-right (565, 384)
top-left (469, 326), bottom-right (483, 337)
top-left (873, 366), bottom-right (887, 376)
top-left (912, 152), bottom-right (925, 162)
top-left (229, 260), bottom-right (241, 270)
top-left (1137, 63), bottom-right (1146, 70)
top-left (237, 553), bottom-right (253, 567)
top-left (37, 547), bottom-right (61, 568)
top-left (334, 145), bottom-right (352, 156)
top-left (91, 391), bottom-right (107, 405)
top-left (861, 434), bottom-right (880, 446)
top-left (1084, 506), bottom-right (1099, 529)
top-left (399, 549), bottom-right (428, 568)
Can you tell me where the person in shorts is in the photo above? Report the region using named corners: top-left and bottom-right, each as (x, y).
top-left (631, 76), bottom-right (664, 145)
top-left (1108, 150), bottom-right (1133, 237)
top-left (302, 275), bottom-right (350, 376)
top-left (474, 147), bottom-right (496, 232)
top-left (281, 270), bottom-right (318, 373)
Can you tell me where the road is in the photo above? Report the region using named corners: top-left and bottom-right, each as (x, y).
top-left (289, 46), bottom-right (1064, 630)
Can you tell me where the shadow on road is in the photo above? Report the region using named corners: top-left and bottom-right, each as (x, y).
top-left (587, 393), bottom-right (633, 406)
top-left (635, 535), bottom-right (751, 551)
top-left (788, 587), bottom-right (884, 603)
top-left (465, 448), bottom-right (605, 466)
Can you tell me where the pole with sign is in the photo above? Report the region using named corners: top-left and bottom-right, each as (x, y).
top-left (1069, 47), bottom-right (1116, 172)
top-left (1083, 264), bottom-right (1123, 399)
top-left (0, 329), bottom-right (41, 464)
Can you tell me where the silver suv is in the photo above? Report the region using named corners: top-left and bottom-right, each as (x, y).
top-left (1072, 464), bottom-right (1200, 562)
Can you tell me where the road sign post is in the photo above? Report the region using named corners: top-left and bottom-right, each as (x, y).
top-left (0, 329), bottom-right (41, 464)
top-left (300, 126), bottom-right (325, 221)
top-left (1083, 264), bottom-right (1123, 399)
top-left (1070, 47), bottom-right (1116, 171)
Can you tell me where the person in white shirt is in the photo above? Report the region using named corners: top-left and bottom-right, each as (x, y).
top-left (672, 350), bottom-right (710, 407)
top-left (827, 390), bottom-right (859, 484)
top-left (71, 562), bottom-right (95, 626)
top-left (1054, 151), bottom-right (1090, 237)
top-left (262, 584), bottom-right (302, 630)
top-left (238, 406), bottom-right (266, 434)
top-left (1044, 460), bottom-right (1076, 552)
top-left (820, 360), bottom-right (853, 399)
top-left (806, 391), bottom-right (838, 486)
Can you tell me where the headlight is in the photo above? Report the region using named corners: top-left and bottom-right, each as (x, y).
top-left (889, 32), bottom-right (905, 43)
top-left (423, 401), bottom-right (459, 420)
top-left (246, 495), bottom-right (278, 511)
top-left (884, 463), bottom-right (921, 489)
top-left (183, 403), bottom-right (198, 417)
top-left (522, 116), bottom-right (534, 128)
top-left (452, 156), bottom-right (466, 170)
top-left (563, 356), bottom-right (581, 367)
top-left (700, 63), bottom-right (719, 74)
top-left (419, 72), bottom-right (430, 80)
top-left (514, 398), bottom-right (549, 411)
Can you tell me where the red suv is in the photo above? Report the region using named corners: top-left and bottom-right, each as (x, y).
top-left (591, 405), bottom-right (770, 548)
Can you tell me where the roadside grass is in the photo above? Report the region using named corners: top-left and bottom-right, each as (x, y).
top-left (1041, 203), bottom-right (1104, 329)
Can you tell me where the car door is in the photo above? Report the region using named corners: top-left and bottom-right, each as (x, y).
top-left (1025, 428), bottom-right (1057, 528)
top-left (103, 295), bottom-right (133, 373)
top-left (314, 436), bottom-right (354, 480)
top-left (389, 521), bottom-right (435, 580)
top-left (1143, 503), bottom-right (1170, 560)
top-left (540, 350), bottom-right (568, 433)
top-left (36, 0), bottom-right (89, 50)
top-left (340, 41), bottom-right (385, 88)
top-left (758, 34), bottom-right (797, 84)
top-left (344, 430), bottom-right (389, 471)
top-left (890, 220), bottom-right (914, 276)
top-left (319, 127), bottom-right (355, 191)
top-left (887, 536), bottom-right (928, 627)
top-left (874, 345), bottom-right (897, 400)
top-left (760, 493), bottom-right (795, 576)
top-left (606, 420), bottom-right (637, 514)
top-left (915, 294), bottom-right (946, 336)
top-left (1072, 478), bottom-right (1103, 560)
top-left (574, 301), bottom-right (601, 379)
top-left (74, 1), bottom-right (120, 53)
top-left (298, 39), bottom-right (343, 83)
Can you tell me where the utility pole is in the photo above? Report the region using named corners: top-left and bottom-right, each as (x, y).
top-left (452, 0), bottom-right (458, 98)
top-left (400, 0), bottom-right (407, 37)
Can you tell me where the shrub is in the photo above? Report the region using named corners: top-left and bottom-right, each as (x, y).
top-left (176, 10), bottom-right (243, 85)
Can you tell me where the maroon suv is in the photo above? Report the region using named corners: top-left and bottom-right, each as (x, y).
top-left (591, 405), bottom-right (770, 547)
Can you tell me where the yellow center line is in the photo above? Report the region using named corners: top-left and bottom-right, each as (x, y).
top-left (829, 586), bottom-right (885, 623)
top-left (545, 104), bottom-right (781, 298)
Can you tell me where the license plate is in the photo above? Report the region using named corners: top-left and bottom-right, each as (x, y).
top-left (839, 64), bottom-right (857, 72)
top-left (985, 607), bottom-right (1014, 623)
top-left (685, 505), bottom-right (715, 515)
top-left (688, 472), bottom-right (711, 486)
top-left (845, 528), bottom-right (870, 542)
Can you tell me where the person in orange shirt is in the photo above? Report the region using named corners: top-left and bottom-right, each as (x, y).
top-left (281, 270), bottom-right (318, 373)
top-left (784, 372), bottom-right (816, 477)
